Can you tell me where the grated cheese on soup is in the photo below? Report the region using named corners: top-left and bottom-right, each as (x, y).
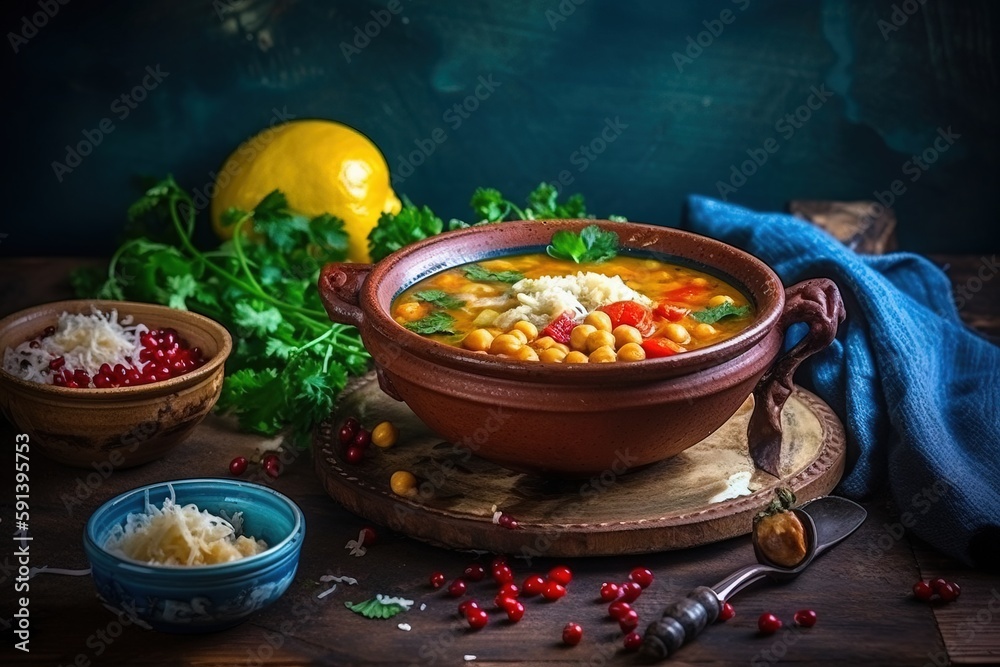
top-left (104, 486), bottom-right (267, 566)
top-left (493, 272), bottom-right (653, 330)
top-left (3, 308), bottom-right (148, 383)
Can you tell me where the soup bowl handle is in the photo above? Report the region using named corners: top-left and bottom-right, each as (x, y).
top-left (319, 263), bottom-right (372, 328)
top-left (747, 278), bottom-right (845, 477)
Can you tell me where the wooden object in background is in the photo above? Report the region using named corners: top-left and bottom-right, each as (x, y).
top-left (789, 199), bottom-right (898, 254)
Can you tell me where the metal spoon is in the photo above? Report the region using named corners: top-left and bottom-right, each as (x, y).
top-left (640, 495), bottom-right (867, 661)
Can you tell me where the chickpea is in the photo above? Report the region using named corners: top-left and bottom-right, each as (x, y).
top-left (662, 322), bottom-right (691, 345)
top-left (462, 328), bottom-right (494, 352)
top-left (507, 329), bottom-right (529, 344)
top-left (531, 336), bottom-right (556, 350)
top-left (584, 311), bottom-right (613, 332)
top-left (708, 294), bottom-right (735, 308)
top-left (371, 421), bottom-right (398, 448)
top-left (586, 329), bottom-right (617, 353)
top-left (691, 277), bottom-right (709, 287)
top-left (512, 320), bottom-right (538, 341)
top-left (617, 342), bottom-right (646, 362)
top-left (489, 333), bottom-right (523, 356)
top-left (395, 301), bottom-right (427, 321)
top-left (551, 343), bottom-right (571, 355)
top-left (589, 345), bottom-right (618, 363)
top-left (570, 324), bottom-right (597, 352)
top-left (390, 470), bottom-right (418, 497)
top-left (513, 345), bottom-right (539, 362)
top-left (612, 324), bottom-right (642, 349)
top-left (694, 323), bottom-right (718, 338)
top-left (564, 350), bottom-right (590, 363)
top-left (538, 347), bottom-right (567, 363)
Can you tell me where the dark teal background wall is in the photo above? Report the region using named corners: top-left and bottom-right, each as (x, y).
top-left (2, 0), bottom-right (998, 256)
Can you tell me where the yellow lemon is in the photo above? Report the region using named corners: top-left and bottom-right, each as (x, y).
top-left (210, 120), bottom-right (402, 262)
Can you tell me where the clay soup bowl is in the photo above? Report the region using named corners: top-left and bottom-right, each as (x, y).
top-left (319, 220), bottom-right (844, 477)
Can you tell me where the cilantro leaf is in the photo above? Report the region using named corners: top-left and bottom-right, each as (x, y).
top-left (166, 274), bottom-right (200, 310)
top-left (217, 368), bottom-right (286, 434)
top-left (463, 263), bottom-right (524, 284)
top-left (368, 199), bottom-right (444, 262)
top-left (233, 302), bottom-right (285, 337)
top-left (691, 302), bottom-right (751, 324)
top-left (404, 311), bottom-right (457, 335)
top-left (525, 183), bottom-right (588, 218)
top-left (414, 290), bottom-right (466, 310)
top-left (345, 598), bottom-right (408, 620)
top-left (546, 224), bottom-right (618, 263)
top-left (470, 187), bottom-right (515, 222)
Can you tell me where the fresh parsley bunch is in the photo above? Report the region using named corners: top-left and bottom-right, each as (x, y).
top-left (73, 176), bottom-right (369, 447)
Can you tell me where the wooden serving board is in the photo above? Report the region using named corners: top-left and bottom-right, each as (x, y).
top-left (315, 372), bottom-right (846, 556)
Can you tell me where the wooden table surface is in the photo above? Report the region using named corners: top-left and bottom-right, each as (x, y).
top-left (1, 256), bottom-right (998, 666)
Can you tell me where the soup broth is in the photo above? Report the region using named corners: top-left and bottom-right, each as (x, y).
top-left (392, 253), bottom-right (754, 363)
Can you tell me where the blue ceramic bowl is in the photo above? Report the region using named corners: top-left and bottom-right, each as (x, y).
top-left (84, 478), bottom-right (305, 633)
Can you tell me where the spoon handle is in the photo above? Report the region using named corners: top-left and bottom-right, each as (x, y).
top-left (639, 586), bottom-right (721, 660)
top-left (639, 564), bottom-right (771, 661)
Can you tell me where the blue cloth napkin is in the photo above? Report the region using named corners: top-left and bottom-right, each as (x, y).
top-left (681, 196), bottom-right (1000, 566)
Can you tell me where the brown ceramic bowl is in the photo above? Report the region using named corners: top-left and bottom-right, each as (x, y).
top-left (0, 300), bottom-right (232, 468)
top-left (320, 220), bottom-right (844, 477)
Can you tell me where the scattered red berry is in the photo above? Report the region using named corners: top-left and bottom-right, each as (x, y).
top-left (466, 607), bottom-right (489, 630)
top-left (548, 565), bottom-right (573, 585)
top-left (463, 564), bottom-right (486, 582)
top-left (353, 429), bottom-right (371, 448)
top-left (718, 602), bottom-right (735, 622)
top-left (497, 513), bottom-right (520, 529)
top-left (793, 609), bottom-right (817, 628)
top-left (938, 582), bottom-right (960, 602)
top-left (608, 600), bottom-right (632, 620)
top-left (491, 555), bottom-right (508, 569)
top-left (495, 592), bottom-right (513, 609)
top-left (599, 582), bottom-right (621, 602)
top-left (498, 582), bottom-right (520, 599)
top-left (913, 578), bottom-right (961, 603)
top-left (447, 579), bottom-right (467, 597)
top-left (263, 459), bottom-right (281, 478)
top-left (542, 581), bottom-right (567, 600)
top-left (343, 417), bottom-right (361, 435)
top-left (758, 612), bottom-right (782, 635)
top-left (505, 600), bottom-right (525, 622)
top-left (344, 446), bottom-right (365, 464)
top-left (429, 572), bottom-right (446, 588)
top-left (629, 567), bottom-right (654, 589)
top-left (620, 581), bottom-right (643, 603)
top-left (618, 608), bottom-right (639, 632)
top-left (522, 574), bottom-right (545, 596)
top-left (913, 580), bottom-right (934, 601)
top-left (562, 622), bottom-right (583, 646)
top-left (359, 526), bottom-right (377, 547)
top-left (492, 564), bottom-right (514, 585)
top-left (623, 631), bottom-right (642, 651)
top-left (338, 425), bottom-right (355, 446)
top-left (229, 456), bottom-right (248, 476)
top-left (458, 599), bottom-right (479, 615)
